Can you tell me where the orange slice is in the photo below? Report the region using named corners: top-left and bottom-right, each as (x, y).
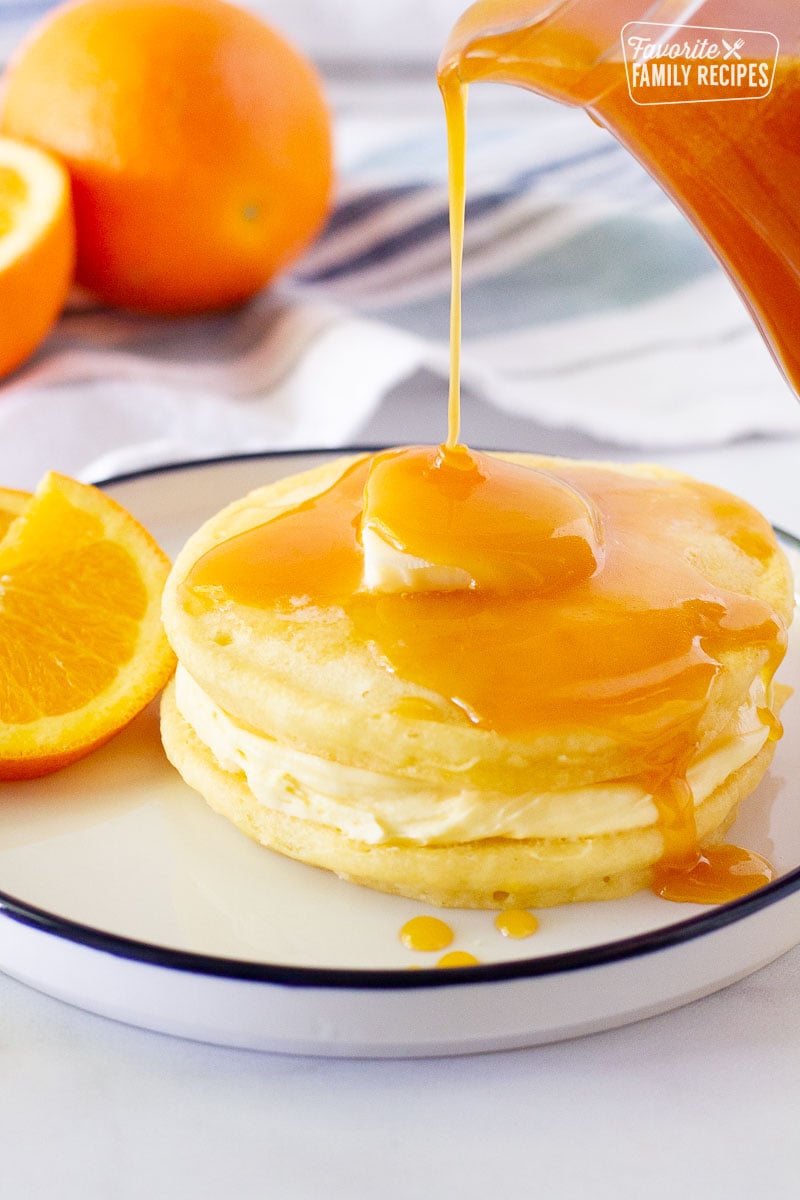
top-left (0, 486), bottom-right (31, 542)
top-left (0, 136), bottom-right (75, 379)
top-left (0, 472), bottom-right (175, 779)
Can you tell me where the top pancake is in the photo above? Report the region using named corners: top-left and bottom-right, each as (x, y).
top-left (161, 452), bottom-right (794, 795)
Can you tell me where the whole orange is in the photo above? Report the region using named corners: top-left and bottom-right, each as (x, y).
top-left (0, 0), bottom-right (333, 314)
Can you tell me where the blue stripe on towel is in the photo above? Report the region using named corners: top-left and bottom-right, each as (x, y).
top-left (323, 185), bottom-right (422, 235)
top-left (370, 216), bottom-right (717, 335)
top-left (301, 142), bottom-right (632, 284)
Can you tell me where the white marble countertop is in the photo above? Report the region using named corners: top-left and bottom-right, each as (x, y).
top-left (3, 383), bottom-right (800, 1199)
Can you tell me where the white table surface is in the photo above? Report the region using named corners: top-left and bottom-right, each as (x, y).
top-left (3, 379), bottom-right (800, 1199)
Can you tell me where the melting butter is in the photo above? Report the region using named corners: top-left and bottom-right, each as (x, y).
top-left (360, 443), bottom-right (602, 595)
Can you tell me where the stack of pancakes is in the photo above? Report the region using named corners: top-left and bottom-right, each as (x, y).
top-left (160, 453), bottom-right (793, 908)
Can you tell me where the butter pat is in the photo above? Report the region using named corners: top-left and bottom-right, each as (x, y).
top-left (361, 521), bottom-right (474, 593)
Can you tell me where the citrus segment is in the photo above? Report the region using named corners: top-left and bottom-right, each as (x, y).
top-left (0, 472), bottom-right (175, 778)
top-left (0, 137), bottom-right (75, 378)
top-left (0, 487), bottom-right (31, 542)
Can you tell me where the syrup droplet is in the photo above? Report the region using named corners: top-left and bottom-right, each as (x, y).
top-left (651, 773), bottom-right (700, 875)
top-left (437, 950), bottom-right (480, 968)
top-left (494, 909), bottom-right (539, 939)
top-left (399, 915), bottom-right (454, 952)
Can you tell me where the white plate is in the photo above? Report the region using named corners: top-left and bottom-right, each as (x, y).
top-left (1, 450), bottom-right (799, 1057)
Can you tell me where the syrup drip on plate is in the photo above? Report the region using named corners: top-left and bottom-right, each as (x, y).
top-left (495, 909), bottom-right (539, 939)
top-left (438, 951), bottom-right (481, 968)
top-left (399, 915), bottom-right (454, 952)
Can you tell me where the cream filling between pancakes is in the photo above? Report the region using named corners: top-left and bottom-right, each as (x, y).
top-left (174, 665), bottom-right (772, 847)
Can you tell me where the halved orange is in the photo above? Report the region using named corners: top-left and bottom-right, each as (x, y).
top-left (0, 472), bottom-right (175, 779)
top-left (0, 137), bottom-right (75, 379)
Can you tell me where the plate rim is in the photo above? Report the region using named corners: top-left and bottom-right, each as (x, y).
top-left (1, 446), bottom-right (797, 993)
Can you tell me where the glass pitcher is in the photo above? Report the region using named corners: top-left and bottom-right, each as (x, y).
top-left (439, 0), bottom-right (799, 398)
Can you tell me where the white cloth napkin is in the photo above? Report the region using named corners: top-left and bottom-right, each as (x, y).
top-left (2, 55), bottom-right (799, 488)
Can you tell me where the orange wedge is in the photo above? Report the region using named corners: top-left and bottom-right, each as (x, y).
top-left (0, 486), bottom-right (31, 542)
top-left (0, 136), bottom-right (75, 379)
top-left (0, 472), bottom-right (175, 779)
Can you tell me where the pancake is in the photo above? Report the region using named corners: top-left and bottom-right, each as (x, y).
top-left (160, 451), bottom-right (794, 908)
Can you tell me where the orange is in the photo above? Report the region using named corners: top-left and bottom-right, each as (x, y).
top-left (0, 472), bottom-right (175, 779)
top-left (0, 137), bottom-right (75, 379)
top-left (0, 0), bottom-right (333, 314)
